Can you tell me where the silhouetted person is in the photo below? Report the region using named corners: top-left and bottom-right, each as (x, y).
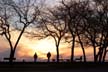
top-left (34, 52), bottom-right (38, 62)
top-left (47, 52), bottom-right (51, 62)
top-left (23, 59), bottom-right (25, 62)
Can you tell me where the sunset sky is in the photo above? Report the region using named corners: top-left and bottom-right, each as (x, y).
top-left (0, 30), bottom-right (94, 62)
top-left (0, 0), bottom-right (106, 62)
top-left (0, 0), bottom-right (92, 62)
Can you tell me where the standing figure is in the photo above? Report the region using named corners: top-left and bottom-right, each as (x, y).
top-left (34, 52), bottom-right (38, 62)
top-left (47, 52), bottom-right (51, 62)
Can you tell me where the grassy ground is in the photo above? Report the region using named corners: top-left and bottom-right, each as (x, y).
top-left (0, 62), bottom-right (108, 72)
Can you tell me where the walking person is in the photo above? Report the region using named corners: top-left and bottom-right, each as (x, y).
top-left (34, 52), bottom-right (38, 62)
top-left (47, 52), bottom-right (51, 62)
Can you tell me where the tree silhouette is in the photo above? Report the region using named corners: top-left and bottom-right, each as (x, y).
top-left (59, 0), bottom-right (108, 62)
top-left (0, 0), bottom-right (42, 63)
top-left (92, 0), bottom-right (108, 62)
top-left (39, 7), bottom-right (68, 62)
top-left (56, 0), bottom-right (89, 62)
top-left (0, 0), bottom-right (108, 62)
top-left (80, 0), bottom-right (108, 62)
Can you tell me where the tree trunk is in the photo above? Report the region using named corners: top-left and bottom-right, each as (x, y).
top-left (96, 47), bottom-right (103, 62)
top-left (99, 48), bottom-right (104, 62)
top-left (9, 26), bottom-right (26, 63)
top-left (102, 42), bottom-right (108, 62)
top-left (92, 41), bottom-right (97, 62)
top-left (93, 46), bottom-right (96, 62)
top-left (71, 35), bottom-right (75, 62)
top-left (56, 45), bottom-right (59, 62)
top-left (77, 33), bottom-right (86, 62)
top-left (102, 48), bottom-right (107, 62)
top-left (99, 42), bottom-right (107, 62)
top-left (9, 50), bottom-right (15, 63)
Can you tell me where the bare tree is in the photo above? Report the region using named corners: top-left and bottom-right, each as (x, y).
top-left (81, 0), bottom-right (108, 62)
top-left (0, 0), bottom-right (42, 62)
top-left (40, 8), bottom-right (68, 62)
top-left (51, 0), bottom-right (108, 62)
top-left (59, 0), bottom-right (89, 62)
top-left (93, 0), bottom-right (108, 62)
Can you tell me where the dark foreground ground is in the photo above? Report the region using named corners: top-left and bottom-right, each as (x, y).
top-left (0, 62), bottom-right (108, 72)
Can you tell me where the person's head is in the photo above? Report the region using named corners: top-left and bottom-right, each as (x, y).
top-left (47, 52), bottom-right (51, 58)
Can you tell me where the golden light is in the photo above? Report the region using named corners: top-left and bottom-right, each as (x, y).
top-left (0, 31), bottom-right (94, 61)
top-left (29, 38), bottom-right (56, 53)
top-left (17, 37), bottom-right (57, 59)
